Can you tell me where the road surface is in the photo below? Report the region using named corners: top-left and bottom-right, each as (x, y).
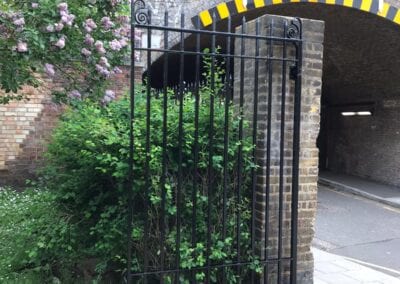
top-left (314, 185), bottom-right (400, 274)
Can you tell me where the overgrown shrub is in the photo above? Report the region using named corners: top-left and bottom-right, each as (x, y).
top-left (0, 63), bottom-right (258, 282)
top-left (0, 187), bottom-right (79, 282)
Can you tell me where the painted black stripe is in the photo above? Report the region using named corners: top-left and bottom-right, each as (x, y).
top-left (192, 0), bottom-right (400, 30)
top-left (353, 0), bottom-right (362, 9)
top-left (227, 1), bottom-right (239, 15)
top-left (369, 0), bottom-right (379, 14)
top-left (192, 15), bottom-right (201, 28)
top-left (247, 0), bottom-right (256, 9)
top-left (387, 6), bottom-right (397, 20)
top-left (209, 7), bottom-right (221, 21)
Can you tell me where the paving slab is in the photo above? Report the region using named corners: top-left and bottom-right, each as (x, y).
top-left (313, 248), bottom-right (400, 284)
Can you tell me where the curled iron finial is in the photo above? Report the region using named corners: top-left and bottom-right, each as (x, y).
top-left (133, 0), bottom-right (150, 25)
top-left (286, 19), bottom-right (301, 39)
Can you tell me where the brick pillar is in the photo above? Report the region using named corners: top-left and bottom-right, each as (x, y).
top-left (296, 19), bottom-right (324, 284)
top-left (234, 14), bottom-right (324, 283)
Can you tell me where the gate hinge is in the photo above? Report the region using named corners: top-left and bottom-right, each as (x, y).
top-left (290, 65), bottom-right (298, 80)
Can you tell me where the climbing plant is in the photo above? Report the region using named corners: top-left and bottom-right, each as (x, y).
top-left (0, 0), bottom-right (132, 104)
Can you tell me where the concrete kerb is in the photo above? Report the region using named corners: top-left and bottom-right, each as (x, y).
top-left (319, 177), bottom-right (400, 210)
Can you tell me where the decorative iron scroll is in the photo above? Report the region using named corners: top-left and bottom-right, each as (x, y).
top-left (286, 19), bottom-right (301, 39)
top-left (133, 0), bottom-right (150, 25)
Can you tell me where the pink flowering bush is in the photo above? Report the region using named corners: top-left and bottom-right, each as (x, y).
top-left (0, 0), bottom-right (134, 104)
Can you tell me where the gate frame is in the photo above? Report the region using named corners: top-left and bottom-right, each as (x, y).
top-left (126, 1), bottom-right (305, 283)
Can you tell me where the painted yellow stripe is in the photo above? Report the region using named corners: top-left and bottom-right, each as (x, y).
top-left (199, 10), bottom-right (213, 27)
top-left (195, 0), bottom-right (400, 29)
top-left (254, 0), bottom-right (266, 8)
top-left (343, 0), bottom-right (353, 7)
top-left (378, 2), bottom-right (390, 17)
top-left (216, 3), bottom-right (230, 19)
top-left (235, 0), bottom-right (248, 13)
top-left (360, 0), bottom-right (372, 11)
top-left (393, 10), bottom-right (400, 24)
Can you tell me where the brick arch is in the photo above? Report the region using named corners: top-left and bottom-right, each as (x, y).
top-left (192, 0), bottom-right (400, 27)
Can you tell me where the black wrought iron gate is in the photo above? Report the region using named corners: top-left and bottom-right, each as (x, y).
top-left (127, 1), bottom-right (303, 283)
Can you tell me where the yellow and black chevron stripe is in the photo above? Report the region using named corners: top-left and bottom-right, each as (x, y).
top-left (192, 0), bottom-right (400, 28)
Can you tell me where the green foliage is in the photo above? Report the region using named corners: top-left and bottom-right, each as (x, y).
top-left (0, 60), bottom-right (259, 282)
top-left (0, 187), bottom-right (79, 282)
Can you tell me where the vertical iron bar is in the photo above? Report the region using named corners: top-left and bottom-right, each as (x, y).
top-left (222, 15), bottom-right (232, 246)
top-left (250, 17), bottom-right (261, 283)
top-left (264, 19), bottom-right (274, 284)
top-left (222, 16), bottom-right (232, 284)
top-left (277, 21), bottom-right (288, 284)
top-left (175, 13), bottom-right (185, 284)
top-left (127, 1), bottom-right (136, 283)
top-left (236, 17), bottom-right (246, 282)
top-left (142, 12), bottom-right (153, 284)
top-left (190, 16), bottom-right (201, 284)
top-left (290, 19), bottom-right (303, 284)
top-left (206, 12), bottom-right (217, 283)
top-left (160, 11), bottom-right (169, 284)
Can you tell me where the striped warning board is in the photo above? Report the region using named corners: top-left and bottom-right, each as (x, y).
top-left (192, 0), bottom-right (400, 28)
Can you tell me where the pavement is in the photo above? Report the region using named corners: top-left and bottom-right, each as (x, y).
top-left (314, 172), bottom-right (400, 283)
top-left (319, 171), bottom-right (400, 209)
top-left (313, 247), bottom-right (400, 284)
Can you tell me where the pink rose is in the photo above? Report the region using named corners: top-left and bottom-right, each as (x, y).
top-left (68, 90), bottom-right (82, 99)
top-left (55, 22), bottom-right (64, 32)
top-left (57, 3), bottom-right (68, 11)
top-left (55, 37), bottom-right (66, 49)
top-left (109, 39), bottom-right (122, 51)
top-left (119, 37), bottom-right (128, 48)
top-left (84, 18), bottom-right (97, 33)
top-left (46, 24), bottom-right (55, 32)
top-left (84, 34), bottom-right (95, 46)
top-left (112, 67), bottom-right (123, 74)
top-left (102, 90), bottom-right (116, 104)
top-left (95, 64), bottom-right (110, 77)
top-left (117, 15), bottom-right (129, 25)
top-left (101, 17), bottom-right (114, 30)
top-left (13, 17), bottom-right (25, 26)
top-left (81, 48), bottom-right (92, 57)
top-left (95, 41), bottom-right (106, 54)
top-left (44, 63), bottom-right (55, 76)
top-left (99, 56), bottom-right (110, 68)
top-left (17, 42), bottom-right (28, 52)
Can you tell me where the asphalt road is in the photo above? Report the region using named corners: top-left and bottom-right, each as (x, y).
top-left (314, 185), bottom-right (400, 273)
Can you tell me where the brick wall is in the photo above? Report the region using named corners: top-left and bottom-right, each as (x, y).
top-left (0, 66), bottom-right (141, 188)
top-left (0, 80), bottom-right (60, 187)
top-left (324, 99), bottom-right (400, 187)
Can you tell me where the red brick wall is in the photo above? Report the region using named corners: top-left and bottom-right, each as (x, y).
top-left (0, 65), bottom-right (143, 188)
